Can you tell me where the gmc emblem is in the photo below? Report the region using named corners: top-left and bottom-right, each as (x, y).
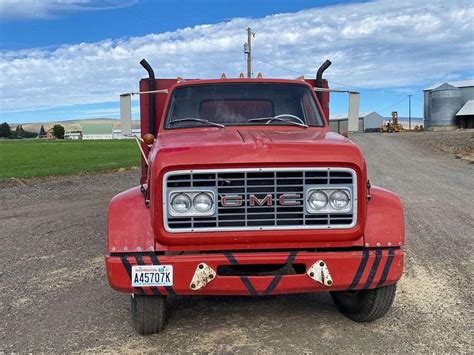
top-left (220, 194), bottom-right (301, 207)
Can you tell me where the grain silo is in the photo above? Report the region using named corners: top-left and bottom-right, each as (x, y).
top-left (423, 80), bottom-right (474, 129)
top-left (427, 83), bottom-right (463, 129)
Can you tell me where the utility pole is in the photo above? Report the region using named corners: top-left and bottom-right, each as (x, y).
top-left (408, 94), bottom-right (412, 130)
top-left (244, 27), bottom-right (255, 78)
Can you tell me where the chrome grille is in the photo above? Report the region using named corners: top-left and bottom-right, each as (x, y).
top-left (164, 168), bottom-right (357, 232)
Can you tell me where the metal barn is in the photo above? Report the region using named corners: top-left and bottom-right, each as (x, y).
top-left (330, 111), bottom-right (384, 133)
top-left (456, 100), bottom-right (474, 128)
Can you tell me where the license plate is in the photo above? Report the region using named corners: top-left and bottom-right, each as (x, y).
top-left (131, 265), bottom-right (173, 287)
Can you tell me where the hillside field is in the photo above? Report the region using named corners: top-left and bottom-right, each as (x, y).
top-left (0, 139), bottom-right (140, 179)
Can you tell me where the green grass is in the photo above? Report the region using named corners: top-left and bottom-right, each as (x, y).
top-left (0, 139), bottom-right (140, 179)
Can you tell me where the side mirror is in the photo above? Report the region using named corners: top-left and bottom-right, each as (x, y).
top-left (120, 94), bottom-right (132, 136)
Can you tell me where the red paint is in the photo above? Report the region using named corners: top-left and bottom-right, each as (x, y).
top-left (148, 129), bottom-right (367, 248)
top-left (106, 76), bottom-right (404, 296)
top-left (365, 186), bottom-right (405, 247)
top-left (107, 186), bottom-right (154, 253)
top-left (105, 249), bottom-right (403, 295)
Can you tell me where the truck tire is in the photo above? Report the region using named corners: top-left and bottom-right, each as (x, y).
top-left (330, 284), bottom-right (396, 322)
top-left (131, 294), bottom-right (167, 334)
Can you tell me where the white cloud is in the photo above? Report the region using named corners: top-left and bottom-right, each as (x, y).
top-left (0, 0), bottom-right (135, 19)
top-left (0, 0), bottom-right (473, 114)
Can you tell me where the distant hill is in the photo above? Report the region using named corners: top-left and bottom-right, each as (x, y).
top-left (11, 118), bottom-right (140, 133)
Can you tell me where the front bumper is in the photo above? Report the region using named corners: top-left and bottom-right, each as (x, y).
top-left (105, 248), bottom-right (403, 296)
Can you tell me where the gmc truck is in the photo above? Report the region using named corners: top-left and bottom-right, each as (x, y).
top-left (105, 59), bottom-right (404, 334)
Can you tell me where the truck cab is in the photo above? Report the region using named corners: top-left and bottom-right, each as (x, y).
top-left (105, 60), bottom-right (404, 334)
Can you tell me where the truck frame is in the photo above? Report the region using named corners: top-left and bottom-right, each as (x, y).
top-left (105, 59), bottom-right (404, 334)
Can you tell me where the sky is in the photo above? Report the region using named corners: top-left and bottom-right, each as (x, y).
top-left (0, 0), bottom-right (473, 124)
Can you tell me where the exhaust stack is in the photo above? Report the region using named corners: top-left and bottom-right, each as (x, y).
top-left (140, 59), bottom-right (156, 135)
top-left (315, 59), bottom-right (332, 103)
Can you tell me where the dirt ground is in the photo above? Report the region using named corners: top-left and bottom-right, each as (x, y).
top-left (399, 129), bottom-right (474, 161)
top-left (1, 132), bottom-right (472, 352)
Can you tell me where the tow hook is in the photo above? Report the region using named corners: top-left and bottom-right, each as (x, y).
top-left (190, 263), bottom-right (216, 290)
top-left (307, 260), bottom-right (333, 286)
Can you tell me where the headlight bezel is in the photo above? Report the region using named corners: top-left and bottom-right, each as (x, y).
top-left (168, 189), bottom-right (216, 217)
top-left (308, 190), bottom-right (329, 211)
top-left (193, 192), bottom-right (214, 213)
top-left (170, 193), bottom-right (192, 214)
top-left (329, 190), bottom-right (350, 211)
top-left (305, 186), bottom-right (353, 214)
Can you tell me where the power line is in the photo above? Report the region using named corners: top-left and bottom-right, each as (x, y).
top-left (101, 0), bottom-right (307, 79)
top-left (101, 0), bottom-right (307, 77)
top-left (99, 0), bottom-right (242, 55)
top-left (409, 94), bottom-right (423, 102)
top-left (251, 56), bottom-right (303, 75)
top-left (327, 79), bottom-right (419, 96)
top-left (378, 96), bottom-right (408, 113)
top-left (100, 0), bottom-right (424, 99)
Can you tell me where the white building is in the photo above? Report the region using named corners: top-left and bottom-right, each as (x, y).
top-left (81, 123), bottom-right (113, 140)
top-left (112, 128), bottom-right (141, 139)
top-left (64, 131), bottom-right (82, 140)
top-left (330, 111), bottom-right (384, 133)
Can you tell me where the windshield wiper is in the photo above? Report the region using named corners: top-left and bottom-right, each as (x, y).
top-left (248, 114), bottom-right (308, 128)
top-left (168, 118), bottom-right (225, 128)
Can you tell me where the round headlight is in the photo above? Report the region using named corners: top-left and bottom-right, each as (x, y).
top-left (171, 193), bottom-right (191, 213)
top-left (308, 190), bottom-right (328, 210)
top-left (329, 190), bottom-right (350, 210)
top-left (193, 193), bottom-right (213, 213)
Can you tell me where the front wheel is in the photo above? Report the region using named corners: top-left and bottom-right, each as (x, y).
top-left (330, 284), bottom-right (397, 322)
top-left (131, 294), bottom-right (167, 334)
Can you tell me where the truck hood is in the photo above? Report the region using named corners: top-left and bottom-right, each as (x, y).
top-left (151, 128), bottom-right (366, 169)
top-left (149, 128), bottom-right (367, 248)
top-left (158, 129), bottom-right (328, 146)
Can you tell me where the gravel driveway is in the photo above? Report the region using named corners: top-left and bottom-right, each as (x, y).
top-left (1, 133), bottom-right (472, 352)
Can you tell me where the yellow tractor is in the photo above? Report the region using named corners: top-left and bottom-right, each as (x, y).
top-left (381, 111), bottom-right (403, 133)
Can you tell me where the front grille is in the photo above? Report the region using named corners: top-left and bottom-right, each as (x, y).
top-left (164, 168), bottom-right (357, 232)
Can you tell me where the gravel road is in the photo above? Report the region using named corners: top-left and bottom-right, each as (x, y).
top-left (1, 133), bottom-right (472, 352)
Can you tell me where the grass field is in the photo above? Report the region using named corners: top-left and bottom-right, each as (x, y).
top-left (0, 139), bottom-right (140, 179)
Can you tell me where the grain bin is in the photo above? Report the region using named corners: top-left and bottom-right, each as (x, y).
top-left (427, 83), bottom-right (462, 128)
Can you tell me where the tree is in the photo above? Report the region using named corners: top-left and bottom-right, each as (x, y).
top-left (52, 124), bottom-right (65, 139)
top-left (14, 124), bottom-right (26, 138)
top-left (23, 130), bottom-right (38, 138)
top-left (0, 122), bottom-right (11, 138)
top-left (39, 125), bottom-right (46, 137)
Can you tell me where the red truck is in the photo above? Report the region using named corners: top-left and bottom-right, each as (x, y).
top-left (105, 59), bottom-right (404, 334)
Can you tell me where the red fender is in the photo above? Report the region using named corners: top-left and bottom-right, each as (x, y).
top-left (108, 186), bottom-right (404, 252)
top-left (364, 186), bottom-right (404, 248)
top-left (107, 187), bottom-right (155, 253)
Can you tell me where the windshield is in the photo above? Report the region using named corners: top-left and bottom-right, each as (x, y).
top-left (165, 83), bottom-right (324, 129)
